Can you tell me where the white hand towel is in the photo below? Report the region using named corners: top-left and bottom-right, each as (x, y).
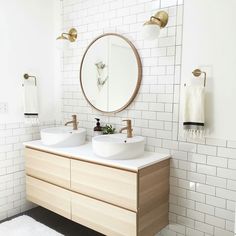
top-left (23, 79), bottom-right (39, 124)
top-left (183, 85), bottom-right (205, 137)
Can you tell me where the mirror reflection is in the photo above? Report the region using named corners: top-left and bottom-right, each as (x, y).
top-left (80, 33), bottom-right (142, 113)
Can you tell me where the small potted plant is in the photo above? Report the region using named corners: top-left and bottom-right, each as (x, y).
top-left (102, 124), bottom-right (116, 135)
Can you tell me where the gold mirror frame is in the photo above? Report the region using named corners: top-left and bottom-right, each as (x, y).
top-left (80, 33), bottom-right (142, 114)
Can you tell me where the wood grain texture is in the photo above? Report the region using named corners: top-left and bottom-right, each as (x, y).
top-left (25, 148), bottom-right (70, 188)
top-left (138, 159), bottom-right (170, 236)
top-left (26, 176), bottom-right (71, 219)
top-left (71, 159), bottom-right (137, 211)
top-left (71, 192), bottom-right (137, 236)
top-left (24, 148), bottom-right (170, 236)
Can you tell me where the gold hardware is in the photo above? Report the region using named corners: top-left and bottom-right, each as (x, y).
top-left (65, 114), bottom-right (78, 130)
top-left (56, 28), bottom-right (77, 42)
top-left (192, 69), bottom-right (207, 87)
top-left (23, 74), bottom-right (37, 86)
top-left (143, 11), bottom-right (169, 28)
top-left (119, 119), bottom-right (133, 138)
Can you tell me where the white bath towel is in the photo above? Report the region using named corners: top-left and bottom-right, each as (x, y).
top-left (183, 85), bottom-right (205, 137)
top-left (23, 78), bottom-right (39, 124)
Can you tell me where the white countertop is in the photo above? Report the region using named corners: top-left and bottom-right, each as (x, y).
top-left (23, 140), bottom-right (170, 172)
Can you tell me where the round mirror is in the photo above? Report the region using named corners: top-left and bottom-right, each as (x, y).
top-left (80, 33), bottom-right (142, 113)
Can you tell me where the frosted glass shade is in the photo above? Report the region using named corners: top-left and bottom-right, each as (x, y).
top-left (56, 38), bottom-right (70, 50)
top-left (142, 24), bottom-right (161, 40)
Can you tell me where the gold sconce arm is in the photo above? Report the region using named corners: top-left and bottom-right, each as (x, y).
top-left (144, 11), bottom-right (169, 28)
top-left (149, 16), bottom-right (162, 27)
top-left (56, 28), bottom-right (77, 42)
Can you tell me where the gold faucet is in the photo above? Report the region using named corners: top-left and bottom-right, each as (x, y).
top-left (119, 119), bottom-right (133, 138)
top-left (64, 115), bottom-right (78, 130)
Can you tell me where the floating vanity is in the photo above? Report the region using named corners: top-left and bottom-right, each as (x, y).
top-left (24, 140), bottom-right (170, 236)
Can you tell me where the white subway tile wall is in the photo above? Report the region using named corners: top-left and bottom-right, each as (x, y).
top-left (61, 0), bottom-right (235, 235)
top-left (0, 121), bottom-right (60, 220)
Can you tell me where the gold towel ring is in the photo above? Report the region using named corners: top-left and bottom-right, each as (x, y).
top-left (192, 69), bottom-right (206, 87)
top-left (23, 74), bottom-right (37, 86)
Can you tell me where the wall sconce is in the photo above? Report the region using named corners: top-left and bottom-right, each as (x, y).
top-left (142, 11), bottom-right (169, 40)
top-left (56, 28), bottom-right (77, 49)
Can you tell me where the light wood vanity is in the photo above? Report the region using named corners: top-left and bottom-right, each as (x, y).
top-left (24, 142), bottom-right (170, 236)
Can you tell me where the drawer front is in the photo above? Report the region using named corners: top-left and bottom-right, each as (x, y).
top-left (26, 176), bottom-right (71, 219)
top-left (71, 192), bottom-right (137, 236)
top-left (71, 160), bottom-right (137, 211)
top-left (25, 148), bottom-right (70, 188)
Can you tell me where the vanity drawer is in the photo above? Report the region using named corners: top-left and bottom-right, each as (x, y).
top-left (71, 192), bottom-right (137, 236)
top-left (71, 160), bottom-right (137, 211)
top-left (26, 176), bottom-right (71, 219)
top-left (25, 148), bottom-right (70, 188)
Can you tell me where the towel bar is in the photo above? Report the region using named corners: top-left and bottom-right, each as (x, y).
top-left (23, 74), bottom-right (37, 86)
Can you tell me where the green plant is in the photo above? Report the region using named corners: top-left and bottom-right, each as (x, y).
top-left (102, 124), bottom-right (116, 135)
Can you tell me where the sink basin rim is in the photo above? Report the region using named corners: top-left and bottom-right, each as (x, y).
top-left (92, 133), bottom-right (145, 144)
top-left (41, 126), bottom-right (86, 134)
top-left (40, 126), bottom-right (86, 147)
top-left (92, 133), bottom-right (145, 160)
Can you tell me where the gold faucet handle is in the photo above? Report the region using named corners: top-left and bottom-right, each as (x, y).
top-left (122, 119), bottom-right (132, 128)
top-left (122, 119), bottom-right (131, 123)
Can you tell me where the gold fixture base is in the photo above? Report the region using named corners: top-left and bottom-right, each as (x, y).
top-left (68, 28), bottom-right (77, 42)
top-left (153, 11), bottom-right (169, 28)
top-left (192, 69), bottom-right (202, 77)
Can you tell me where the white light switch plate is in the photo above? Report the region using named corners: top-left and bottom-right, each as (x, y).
top-left (0, 103), bottom-right (8, 113)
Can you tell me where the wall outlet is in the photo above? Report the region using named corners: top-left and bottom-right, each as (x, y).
top-left (0, 103), bottom-right (8, 114)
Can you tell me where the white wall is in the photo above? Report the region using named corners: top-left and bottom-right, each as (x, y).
top-left (61, 0), bottom-right (235, 235)
top-left (0, 0), bottom-right (234, 234)
top-left (0, 0), bottom-right (61, 123)
top-left (181, 0), bottom-right (236, 140)
top-left (0, 0), bottom-right (62, 221)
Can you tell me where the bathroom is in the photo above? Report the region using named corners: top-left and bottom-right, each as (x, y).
top-left (0, 0), bottom-right (235, 235)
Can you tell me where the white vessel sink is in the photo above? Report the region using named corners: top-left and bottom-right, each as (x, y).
top-left (92, 133), bottom-right (145, 160)
top-left (40, 126), bottom-right (86, 147)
